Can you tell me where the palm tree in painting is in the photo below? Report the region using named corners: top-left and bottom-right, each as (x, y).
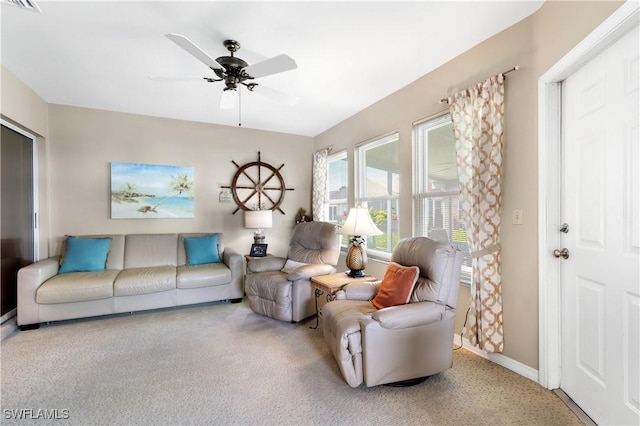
top-left (112, 183), bottom-right (140, 203)
top-left (137, 173), bottom-right (193, 213)
top-left (168, 173), bottom-right (192, 196)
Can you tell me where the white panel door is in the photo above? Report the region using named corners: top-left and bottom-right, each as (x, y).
top-left (561, 24), bottom-right (639, 425)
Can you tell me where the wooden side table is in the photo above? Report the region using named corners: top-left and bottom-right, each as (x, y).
top-left (309, 272), bottom-right (378, 329)
top-left (244, 253), bottom-right (274, 262)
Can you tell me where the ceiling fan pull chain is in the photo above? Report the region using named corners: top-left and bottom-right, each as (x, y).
top-left (238, 86), bottom-right (242, 127)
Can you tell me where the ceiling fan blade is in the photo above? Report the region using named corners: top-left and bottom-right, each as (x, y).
top-left (244, 54), bottom-right (297, 78)
top-left (166, 33), bottom-right (222, 70)
top-left (251, 84), bottom-right (299, 106)
top-left (148, 76), bottom-right (208, 82)
top-left (219, 89), bottom-right (237, 109)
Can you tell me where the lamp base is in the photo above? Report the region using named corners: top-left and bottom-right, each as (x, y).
top-left (347, 269), bottom-right (366, 278)
top-left (345, 244), bottom-right (367, 279)
top-left (253, 229), bottom-right (265, 244)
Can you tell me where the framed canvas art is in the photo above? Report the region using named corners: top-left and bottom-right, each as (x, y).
top-left (111, 162), bottom-right (194, 219)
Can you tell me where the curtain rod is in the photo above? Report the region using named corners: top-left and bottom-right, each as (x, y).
top-left (314, 145), bottom-right (333, 154)
top-left (439, 65), bottom-right (520, 104)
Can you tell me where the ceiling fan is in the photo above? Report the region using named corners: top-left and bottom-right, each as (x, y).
top-left (159, 33), bottom-right (299, 110)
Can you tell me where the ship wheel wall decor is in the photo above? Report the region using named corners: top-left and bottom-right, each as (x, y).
top-left (221, 152), bottom-right (294, 214)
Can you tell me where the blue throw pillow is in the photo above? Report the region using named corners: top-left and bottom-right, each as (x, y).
top-left (58, 237), bottom-right (112, 273)
top-left (184, 234), bottom-right (221, 265)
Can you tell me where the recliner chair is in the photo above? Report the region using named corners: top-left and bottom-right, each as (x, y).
top-left (245, 221), bottom-right (340, 322)
top-left (322, 237), bottom-right (463, 387)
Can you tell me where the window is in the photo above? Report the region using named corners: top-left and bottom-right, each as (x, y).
top-left (355, 132), bottom-right (400, 256)
top-left (414, 115), bottom-right (471, 283)
top-left (326, 151), bottom-right (349, 244)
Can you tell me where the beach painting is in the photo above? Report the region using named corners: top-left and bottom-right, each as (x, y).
top-left (111, 162), bottom-right (194, 219)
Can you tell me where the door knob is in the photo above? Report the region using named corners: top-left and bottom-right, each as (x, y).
top-left (553, 248), bottom-right (570, 259)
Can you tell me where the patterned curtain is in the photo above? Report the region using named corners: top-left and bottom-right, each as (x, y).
top-left (312, 147), bottom-right (331, 221)
top-left (448, 74), bottom-right (505, 353)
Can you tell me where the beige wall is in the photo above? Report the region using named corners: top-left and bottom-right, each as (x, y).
top-left (1, 67), bottom-right (48, 137)
top-left (314, 1), bottom-right (623, 369)
top-left (47, 105), bottom-right (314, 257)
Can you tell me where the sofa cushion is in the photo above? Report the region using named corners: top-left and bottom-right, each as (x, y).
top-left (114, 266), bottom-right (176, 296)
top-left (184, 234), bottom-right (221, 265)
top-left (37, 270), bottom-right (119, 304)
top-left (124, 234), bottom-right (178, 269)
top-left (371, 262), bottom-right (420, 309)
top-left (177, 263), bottom-right (231, 289)
top-left (58, 236), bottom-right (112, 274)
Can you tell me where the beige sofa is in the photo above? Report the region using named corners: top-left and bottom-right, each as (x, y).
top-left (17, 233), bottom-right (243, 329)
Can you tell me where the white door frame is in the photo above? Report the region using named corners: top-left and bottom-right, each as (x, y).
top-left (538, 1), bottom-right (639, 389)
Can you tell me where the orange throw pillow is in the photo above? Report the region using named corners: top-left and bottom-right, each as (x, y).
top-left (371, 262), bottom-right (420, 309)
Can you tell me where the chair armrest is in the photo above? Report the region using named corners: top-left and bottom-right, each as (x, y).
top-left (371, 301), bottom-right (446, 330)
top-left (335, 281), bottom-right (381, 301)
top-left (287, 264), bottom-right (335, 281)
top-left (246, 256), bottom-right (286, 273)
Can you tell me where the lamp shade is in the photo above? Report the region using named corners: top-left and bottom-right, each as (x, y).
top-left (338, 208), bottom-right (382, 236)
top-left (244, 210), bottom-right (273, 229)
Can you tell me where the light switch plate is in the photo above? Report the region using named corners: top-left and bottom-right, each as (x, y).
top-left (512, 209), bottom-right (523, 225)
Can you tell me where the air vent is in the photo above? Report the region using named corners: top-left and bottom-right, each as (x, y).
top-left (1, 0), bottom-right (41, 13)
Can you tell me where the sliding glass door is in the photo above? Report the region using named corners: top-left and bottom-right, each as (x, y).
top-left (1, 123), bottom-right (36, 319)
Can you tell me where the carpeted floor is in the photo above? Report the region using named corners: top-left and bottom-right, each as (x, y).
top-left (0, 300), bottom-right (583, 425)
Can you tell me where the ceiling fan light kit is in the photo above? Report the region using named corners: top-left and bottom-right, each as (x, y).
top-left (163, 33), bottom-right (298, 119)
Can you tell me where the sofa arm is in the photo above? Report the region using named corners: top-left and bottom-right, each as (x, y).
top-left (287, 263), bottom-right (335, 281)
top-left (17, 257), bottom-right (61, 325)
top-left (222, 248), bottom-right (244, 299)
top-left (246, 256), bottom-right (286, 274)
top-left (370, 301), bottom-right (447, 330)
top-left (335, 281), bottom-right (381, 301)
top-left (223, 248), bottom-right (242, 269)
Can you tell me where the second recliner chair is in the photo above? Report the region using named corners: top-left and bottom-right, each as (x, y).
top-left (245, 221), bottom-right (340, 323)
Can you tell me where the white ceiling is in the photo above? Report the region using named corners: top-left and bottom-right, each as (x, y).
top-left (1, 1), bottom-right (544, 137)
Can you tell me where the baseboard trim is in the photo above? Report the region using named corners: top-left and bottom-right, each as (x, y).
top-left (1, 308), bottom-right (17, 324)
top-left (1, 316), bottom-right (18, 342)
top-left (453, 335), bottom-right (539, 383)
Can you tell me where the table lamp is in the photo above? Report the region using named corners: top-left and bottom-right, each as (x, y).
top-left (244, 209), bottom-right (273, 244)
top-left (338, 207), bottom-right (382, 277)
